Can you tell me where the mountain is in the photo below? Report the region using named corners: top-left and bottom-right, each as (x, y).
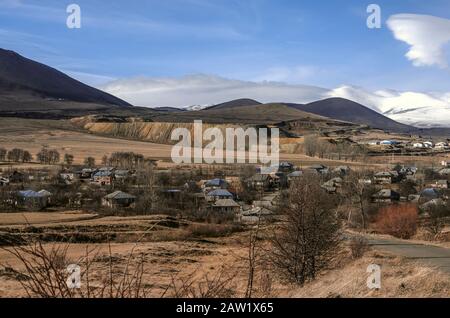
top-left (205, 98), bottom-right (261, 110)
top-left (0, 49), bottom-right (132, 111)
top-left (285, 97), bottom-right (414, 132)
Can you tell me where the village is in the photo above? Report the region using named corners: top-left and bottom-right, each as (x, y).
top-left (1, 145), bottom-right (450, 238)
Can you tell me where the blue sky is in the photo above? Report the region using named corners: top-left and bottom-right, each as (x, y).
top-left (1, 0), bottom-right (450, 112)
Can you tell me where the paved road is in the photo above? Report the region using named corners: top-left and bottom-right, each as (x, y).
top-left (367, 237), bottom-right (450, 275)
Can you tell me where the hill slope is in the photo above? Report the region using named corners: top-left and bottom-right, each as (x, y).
top-left (286, 98), bottom-right (414, 132)
top-left (0, 49), bottom-right (132, 110)
top-left (205, 98), bottom-right (261, 110)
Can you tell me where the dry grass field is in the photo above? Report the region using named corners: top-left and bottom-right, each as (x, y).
top-left (0, 117), bottom-right (387, 169)
top-left (0, 227), bottom-right (448, 298)
top-left (0, 211), bottom-right (98, 227)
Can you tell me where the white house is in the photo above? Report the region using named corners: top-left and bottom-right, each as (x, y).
top-left (435, 142), bottom-right (449, 149)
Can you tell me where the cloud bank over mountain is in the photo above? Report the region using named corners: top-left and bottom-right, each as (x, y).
top-left (100, 74), bottom-right (450, 128)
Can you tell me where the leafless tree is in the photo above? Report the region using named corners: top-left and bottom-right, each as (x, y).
top-left (303, 134), bottom-right (319, 157)
top-left (270, 175), bottom-right (341, 286)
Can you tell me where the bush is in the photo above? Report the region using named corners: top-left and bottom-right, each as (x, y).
top-left (374, 204), bottom-right (418, 239)
top-left (349, 236), bottom-right (369, 259)
top-left (187, 223), bottom-right (243, 238)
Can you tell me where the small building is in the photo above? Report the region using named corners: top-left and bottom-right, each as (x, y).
top-left (431, 180), bottom-right (449, 189)
top-left (287, 170), bottom-right (302, 183)
top-left (278, 162), bottom-right (295, 173)
top-left (0, 177), bottom-right (9, 186)
top-left (102, 191), bottom-right (136, 208)
top-left (9, 171), bottom-right (26, 183)
top-left (333, 166), bottom-right (350, 176)
top-left (211, 199), bottom-right (241, 216)
top-left (374, 172), bottom-right (395, 184)
top-left (412, 142), bottom-right (424, 148)
top-left (93, 171), bottom-right (113, 186)
top-left (204, 178), bottom-right (228, 191)
top-left (372, 189), bottom-right (400, 203)
top-left (441, 161), bottom-right (450, 167)
top-left (439, 168), bottom-right (450, 176)
top-left (435, 142), bottom-right (448, 149)
top-left (78, 168), bottom-right (96, 181)
top-left (420, 198), bottom-right (445, 212)
top-left (114, 169), bottom-right (132, 181)
top-left (17, 190), bottom-right (51, 210)
top-left (206, 189), bottom-right (234, 202)
top-left (321, 177), bottom-right (343, 194)
top-left (419, 188), bottom-right (441, 204)
top-left (308, 164), bottom-right (329, 174)
top-left (246, 174), bottom-right (274, 191)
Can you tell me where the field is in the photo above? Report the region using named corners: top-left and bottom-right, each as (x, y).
top-left (0, 117), bottom-right (388, 169)
top-left (0, 212), bottom-right (448, 298)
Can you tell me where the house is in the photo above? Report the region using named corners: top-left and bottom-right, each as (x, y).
top-left (59, 172), bottom-right (75, 184)
top-left (9, 171), bottom-right (26, 183)
top-left (431, 180), bottom-right (449, 189)
top-left (0, 177), bottom-right (9, 186)
top-left (321, 177), bottom-right (343, 194)
top-left (93, 170), bottom-right (113, 186)
top-left (102, 191), bottom-right (136, 208)
top-left (420, 198), bottom-right (445, 212)
top-left (372, 189), bottom-right (400, 203)
top-left (277, 162), bottom-right (294, 173)
top-left (435, 142), bottom-right (448, 149)
top-left (374, 172), bottom-right (395, 184)
top-left (203, 178), bottom-right (228, 191)
top-left (114, 169), bottom-right (132, 181)
top-left (287, 170), bottom-right (302, 183)
top-left (398, 166), bottom-right (417, 180)
top-left (419, 188), bottom-right (441, 204)
top-left (308, 164), bottom-right (329, 175)
top-left (211, 199), bottom-right (241, 216)
top-left (412, 142), bottom-right (424, 148)
top-left (333, 166), bottom-right (350, 176)
top-left (17, 190), bottom-right (51, 210)
top-left (246, 174), bottom-right (274, 191)
top-left (78, 168), bottom-right (96, 181)
top-left (380, 140), bottom-right (399, 146)
top-left (439, 168), bottom-right (450, 176)
top-left (206, 189), bottom-right (233, 202)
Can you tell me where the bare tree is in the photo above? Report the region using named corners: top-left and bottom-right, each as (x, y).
top-left (84, 157), bottom-right (96, 168)
top-left (0, 148), bottom-right (7, 161)
top-left (343, 171), bottom-right (375, 229)
top-left (270, 175), bottom-right (341, 285)
top-left (64, 154), bottom-right (74, 166)
top-left (303, 134), bottom-right (319, 157)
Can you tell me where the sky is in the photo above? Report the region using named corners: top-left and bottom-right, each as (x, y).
top-left (1, 0), bottom-right (450, 123)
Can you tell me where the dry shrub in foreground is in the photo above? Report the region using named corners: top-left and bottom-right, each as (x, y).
top-left (349, 236), bottom-right (370, 259)
top-left (1, 240), bottom-right (149, 298)
top-left (164, 266), bottom-right (238, 298)
top-left (374, 204), bottom-right (418, 239)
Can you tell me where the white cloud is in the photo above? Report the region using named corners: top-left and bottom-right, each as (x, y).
top-left (100, 74), bottom-right (450, 127)
top-left (100, 74), bottom-right (328, 108)
top-left (387, 14), bottom-right (450, 68)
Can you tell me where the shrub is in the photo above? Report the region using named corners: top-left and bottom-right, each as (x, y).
top-left (349, 236), bottom-right (369, 259)
top-left (374, 204), bottom-right (418, 239)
